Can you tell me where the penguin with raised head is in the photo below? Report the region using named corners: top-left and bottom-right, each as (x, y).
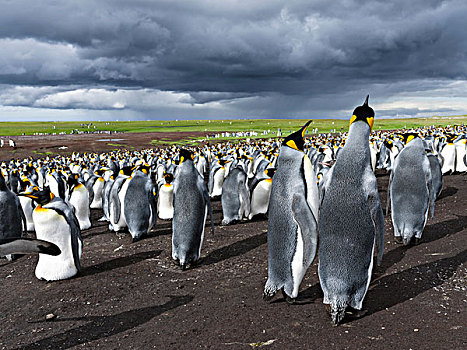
top-left (388, 133), bottom-right (434, 245)
top-left (263, 121), bottom-right (319, 303)
top-left (22, 187), bottom-right (82, 281)
top-left (318, 96), bottom-right (385, 325)
top-left (0, 172), bottom-right (26, 260)
top-left (0, 237), bottom-right (60, 257)
top-left (158, 172), bottom-right (174, 220)
top-left (67, 173), bottom-right (91, 230)
top-left (172, 149), bottom-right (214, 270)
top-left (248, 168), bottom-right (275, 220)
top-left (221, 164), bottom-right (250, 225)
top-left (123, 164), bottom-right (157, 242)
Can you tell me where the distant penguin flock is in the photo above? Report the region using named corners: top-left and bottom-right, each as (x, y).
top-left (0, 97), bottom-right (466, 325)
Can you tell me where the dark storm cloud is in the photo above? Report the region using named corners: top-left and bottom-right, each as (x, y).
top-left (0, 0), bottom-right (466, 119)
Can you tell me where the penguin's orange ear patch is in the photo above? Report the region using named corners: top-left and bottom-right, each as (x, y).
top-left (286, 140), bottom-right (299, 151)
top-left (367, 116), bottom-right (374, 130)
top-left (349, 115), bottom-right (357, 126)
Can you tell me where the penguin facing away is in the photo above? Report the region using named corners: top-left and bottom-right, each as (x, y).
top-left (123, 166), bottom-right (157, 242)
top-left (388, 133), bottom-right (434, 245)
top-left (172, 149), bottom-right (214, 270)
top-left (22, 187), bottom-right (82, 281)
top-left (318, 96), bottom-right (385, 325)
top-left (263, 121), bottom-right (319, 303)
top-left (221, 165), bottom-right (250, 225)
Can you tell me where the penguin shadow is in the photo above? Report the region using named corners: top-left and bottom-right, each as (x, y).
top-left (147, 222), bottom-right (173, 237)
top-left (80, 249), bottom-right (162, 277)
top-left (366, 250), bottom-right (466, 317)
top-left (269, 283), bottom-right (323, 305)
top-left (199, 231), bottom-right (267, 267)
top-left (16, 295), bottom-right (193, 350)
top-left (437, 186), bottom-right (458, 201)
top-left (374, 214), bottom-right (467, 276)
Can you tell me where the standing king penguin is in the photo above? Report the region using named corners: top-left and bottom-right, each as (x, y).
top-left (388, 133), bottom-right (434, 245)
top-left (318, 96), bottom-right (385, 325)
top-left (263, 121), bottom-right (319, 303)
top-left (172, 149), bottom-right (214, 270)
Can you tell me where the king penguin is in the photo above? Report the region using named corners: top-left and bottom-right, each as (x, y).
top-left (388, 133), bottom-right (434, 245)
top-left (263, 121), bottom-right (319, 303)
top-left (248, 168), bottom-right (275, 220)
top-left (157, 172), bottom-right (175, 220)
top-left (0, 172), bottom-right (26, 260)
top-left (123, 165), bottom-right (157, 242)
top-left (23, 187), bottom-right (82, 281)
top-left (67, 173), bottom-right (91, 230)
top-left (318, 96), bottom-right (385, 325)
top-left (221, 163), bottom-right (250, 225)
top-left (172, 149), bottom-right (214, 270)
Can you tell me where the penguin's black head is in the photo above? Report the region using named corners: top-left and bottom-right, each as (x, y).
top-left (135, 163), bottom-right (151, 175)
top-left (265, 168), bottom-right (276, 178)
top-left (350, 95), bottom-right (375, 130)
top-left (178, 149), bottom-right (194, 164)
top-left (164, 172), bottom-right (174, 184)
top-left (402, 132), bottom-right (419, 144)
top-left (21, 187), bottom-right (54, 206)
top-left (67, 173), bottom-right (80, 187)
top-left (282, 120), bottom-right (312, 152)
top-left (119, 166), bottom-right (133, 176)
top-left (445, 133), bottom-right (456, 143)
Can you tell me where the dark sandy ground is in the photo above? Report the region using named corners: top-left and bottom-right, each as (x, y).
top-left (0, 133), bottom-right (466, 349)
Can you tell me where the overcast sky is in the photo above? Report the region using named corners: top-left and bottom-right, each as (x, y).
top-left (1, 0), bottom-right (466, 121)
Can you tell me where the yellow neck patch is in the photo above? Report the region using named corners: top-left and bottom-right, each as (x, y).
top-left (406, 135), bottom-right (415, 144)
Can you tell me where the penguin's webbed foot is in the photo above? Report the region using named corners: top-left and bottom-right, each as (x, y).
top-left (281, 289), bottom-right (296, 305)
top-left (180, 263), bottom-right (187, 271)
top-left (394, 236), bottom-right (403, 244)
top-left (345, 307), bottom-right (368, 320)
top-left (413, 237), bottom-right (421, 245)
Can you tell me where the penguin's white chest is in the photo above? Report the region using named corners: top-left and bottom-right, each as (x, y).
top-left (19, 196), bottom-right (35, 231)
top-left (69, 185), bottom-right (91, 230)
top-left (441, 144), bottom-right (456, 174)
top-left (454, 140), bottom-right (467, 172)
top-left (90, 177), bottom-right (105, 208)
top-left (33, 207), bottom-right (79, 281)
top-left (249, 179), bottom-right (272, 219)
top-left (110, 179), bottom-right (130, 231)
top-left (211, 167), bottom-right (225, 197)
top-left (158, 184), bottom-right (174, 220)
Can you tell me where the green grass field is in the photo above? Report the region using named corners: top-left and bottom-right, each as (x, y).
top-left (0, 116), bottom-right (466, 137)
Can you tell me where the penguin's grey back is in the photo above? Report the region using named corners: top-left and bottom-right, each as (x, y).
top-left (390, 139), bottom-right (430, 234)
top-left (318, 124), bottom-right (375, 306)
top-left (173, 162), bottom-right (207, 262)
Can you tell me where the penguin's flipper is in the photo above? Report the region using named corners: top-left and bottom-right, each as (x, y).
top-left (386, 171), bottom-right (393, 216)
top-left (52, 204), bottom-right (82, 271)
top-left (85, 176), bottom-right (96, 205)
top-left (148, 183), bottom-right (158, 226)
top-left (239, 180), bottom-right (250, 218)
top-left (423, 158), bottom-right (435, 219)
top-left (15, 195), bottom-right (27, 235)
top-left (200, 180), bottom-right (215, 234)
top-left (364, 170), bottom-right (385, 266)
top-left (291, 193), bottom-right (318, 267)
top-left (0, 238), bottom-right (61, 257)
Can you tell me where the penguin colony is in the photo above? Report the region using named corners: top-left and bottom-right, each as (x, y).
top-left (0, 100), bottom-right (466, 325)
